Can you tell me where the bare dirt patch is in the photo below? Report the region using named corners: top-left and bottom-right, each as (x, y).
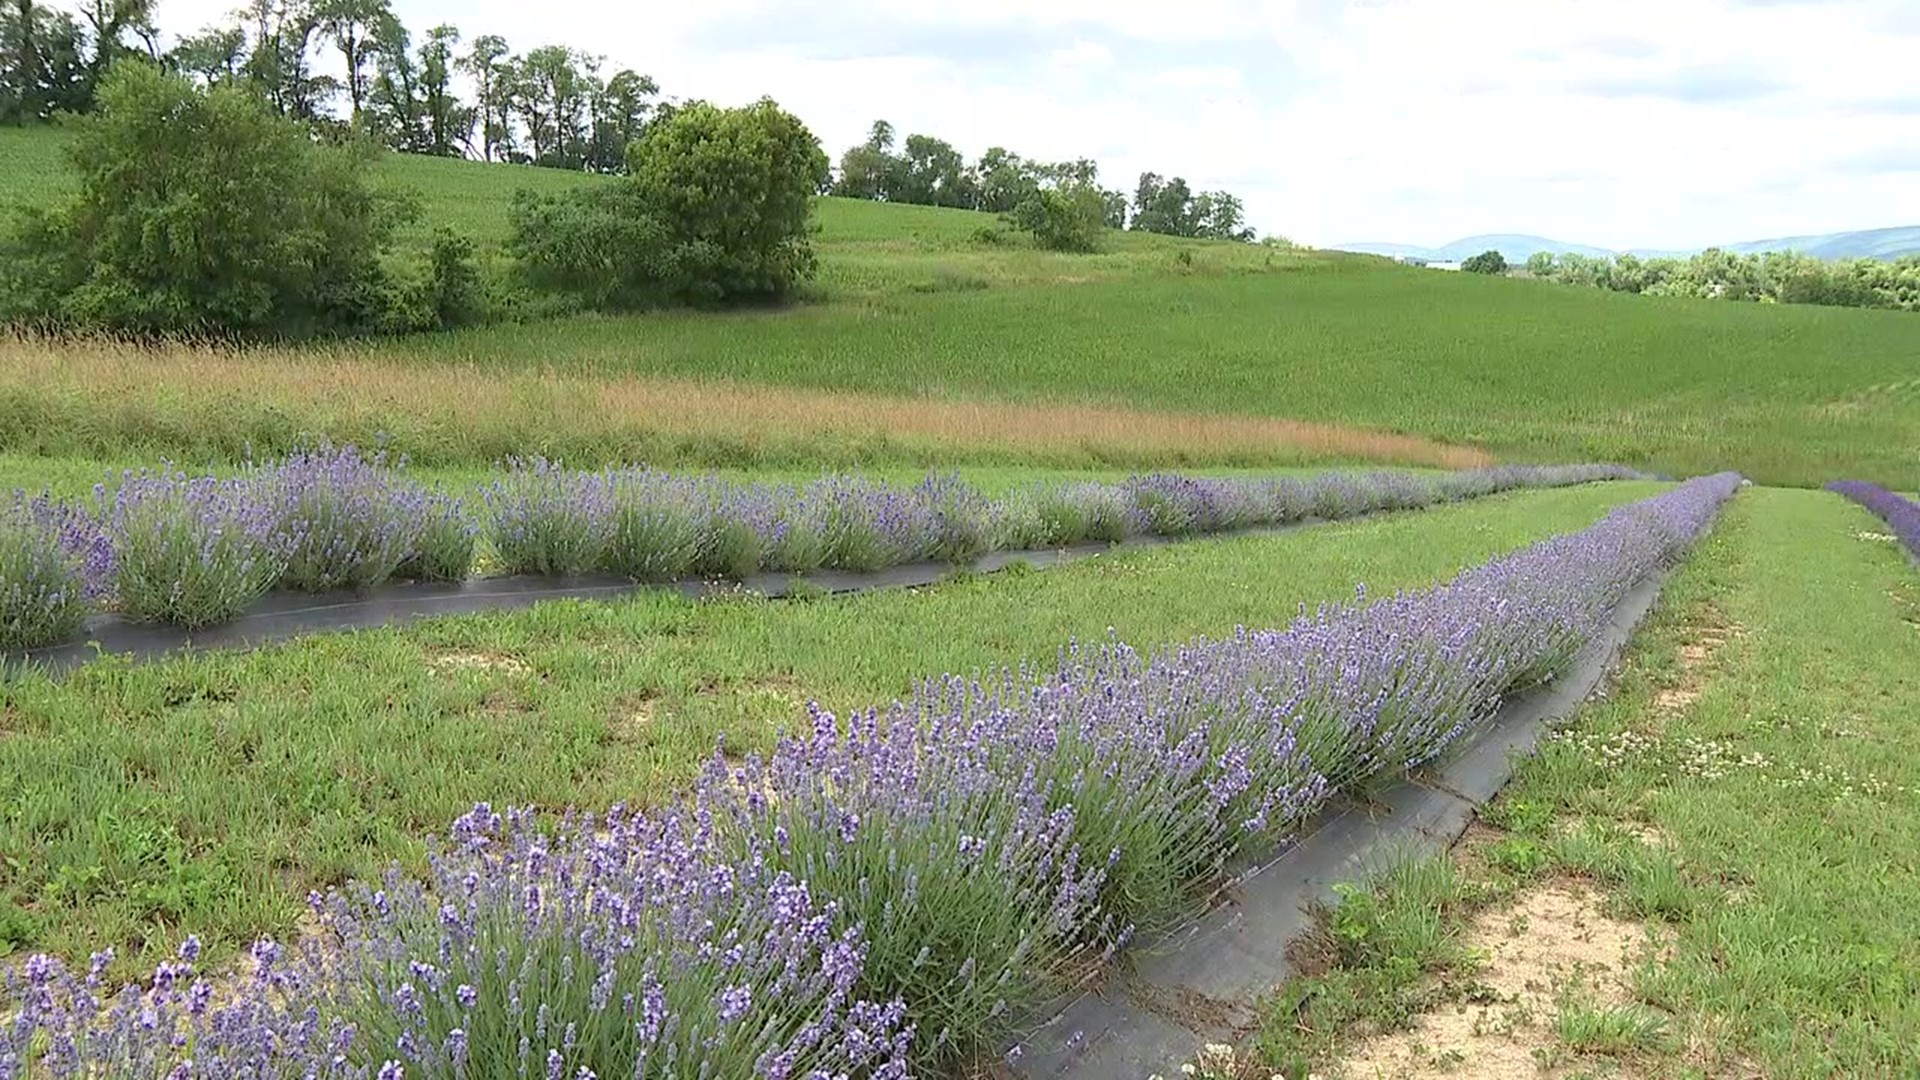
top-left (1331, 881), bottom-right (1657, 1080)
top-left (427, 650), bottom-right (532, 677)
top-left (1651, 615), bottom-right (1743, 719)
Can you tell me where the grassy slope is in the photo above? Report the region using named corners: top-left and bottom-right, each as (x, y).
top-left (0, 481), bottom-right (1661, 972)
top-left (4, 125), bottom-right (1918, 486)
top-left (1257, 488), bottom-right (1920, 1077)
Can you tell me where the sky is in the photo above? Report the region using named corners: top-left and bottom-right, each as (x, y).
top-left (154, 0), bottom-right (1920, 250)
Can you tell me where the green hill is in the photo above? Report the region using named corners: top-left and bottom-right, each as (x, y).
top-left (2, 124), bottom-right (1917, 488)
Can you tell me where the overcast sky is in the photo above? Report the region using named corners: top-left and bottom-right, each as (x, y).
top-left (159, 0), bottom-right (1920, 249)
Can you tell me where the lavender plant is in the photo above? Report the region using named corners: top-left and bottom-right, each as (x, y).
top-left (690, 481), bottom-right (770, 580)
top-left (484, 459), bottom-right (615, 577)
top-left (323, 804), bottom-right (913, 1080)
top-left (392, 493), bottom-right (477, 583)
top-left (97, 471), bottom-right (292, 627)
top-left (1827, 480), bottom-right (1920, 559)
top-left (261, 445), bottom-right (438, 592)
top-left (601, 469), bottom-right (704, 582)
top-left (0, 495), bottom-right (104, 650)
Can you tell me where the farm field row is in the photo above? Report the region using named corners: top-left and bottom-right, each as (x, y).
top-left (2, 453), bottom-right (1635, 653)
top-left (0, 480), bottom-right (1664, 974)
top-left (1253, 487), bottom-right (1920, 1079)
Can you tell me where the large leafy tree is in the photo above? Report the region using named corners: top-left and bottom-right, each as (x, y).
top-left (313, 0), bottom-right (387, 124)
top-left (0, 62), bottom-right (413, 334)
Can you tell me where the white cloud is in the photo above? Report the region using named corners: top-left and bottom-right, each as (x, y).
top-left (151, 0), bottom-right (1920, 248)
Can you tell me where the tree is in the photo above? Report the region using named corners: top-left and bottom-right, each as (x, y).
top-left (1524, 251), bottom-right (1556, 277)
top-left (1192, 191), bottom-right (1252, 241)
top-left (972, 146), bottom-right (1038, 213)
top-left (517, 44), bottom-right (589, 167)
top-left (833, 118), bottom-right (901, 200)
top-left (1007, 182), bottom-right (1107, 252)
top-left (365, 13), bottom-right (419, 149)
top-left (515, 97), bottom-right (829, 308)
top-left (1131, 172), bottom-right (1199, 236)
top-left (2, 0), bottom-right (91, 122)
top-left (1, 62), bottom-right (415, 334)
top-left (416, 22), bottom-right (468, 156)
top-left (625, 97), bottom-right (829, 302)
top-left (166, 22), bottom-right (247, 88)
top-left (1461, 249), bottom-right (1508, 274)
top-left (238, 0), bottom-right (332, 121)
top-left (897, 132), bottom-right (971, 207)
top-left (313, 0), bottom-right (387, 124)
top-left (583, 66), bottom-right (656, 172)
top-left (458, 33), bottom-right (512, 161)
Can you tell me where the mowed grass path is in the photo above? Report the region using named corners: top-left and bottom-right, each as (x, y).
top-left (1258, 488), bottom-right (1920, 1077)
top-left (0, 481), bottom-right (1662, 974)
top-left (4, 126), bottom-right (1917, 486)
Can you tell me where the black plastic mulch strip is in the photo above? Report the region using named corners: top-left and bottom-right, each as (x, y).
top-left (6, 524), bottom-right (1306, 676)
top-left (1007, 570), bottom-right (1670, 1077)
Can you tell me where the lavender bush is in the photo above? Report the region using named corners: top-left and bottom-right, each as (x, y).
top-left (392, 493), bottom-right (477, 583)
top-left (261, 445), bottom-right (454, 592)
top-left (601, 470), bottom-right (704, 582)
top-left (1827, 480), bottom-right (1920, 559)
top-left (484, 459), bottom-right (615, 577)
top-left (1, 474), bottom-right (1737, 1076)
top-left (96, 471), bottom-right (292, 628)
top-left (0, 495), bottom-right (106, 650)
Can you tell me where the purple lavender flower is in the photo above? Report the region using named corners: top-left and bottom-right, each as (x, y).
top-left (1, 492), bottom-right (101, 649)
top-left (96, 468), bottom-right (293, 627)
top-left (1827, 480), bottom-right (1920, 559)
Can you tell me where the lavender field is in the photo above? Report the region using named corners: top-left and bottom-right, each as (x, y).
top-left (0, 475), bottom-right (1740, 1077)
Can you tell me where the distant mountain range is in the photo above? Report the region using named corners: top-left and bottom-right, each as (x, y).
top-left (1333, 225), bottom-right (1920, 264)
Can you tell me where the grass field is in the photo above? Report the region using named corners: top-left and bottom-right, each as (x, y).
top-left (1254, 488), bottom-right (1920, 1078)
top-left (4, 125), bottom-right (1918, 487)
top-left (0, 480), bottom-right (1660, 974)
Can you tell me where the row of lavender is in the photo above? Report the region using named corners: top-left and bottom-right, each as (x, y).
top-left (1826, 481), bottom-right (1920, 560)
top-left (0, 473), bottom-right (1740, 1078)
top-left (1, 451), bottom-right (1642, 650)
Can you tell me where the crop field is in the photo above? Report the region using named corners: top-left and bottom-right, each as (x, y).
top-left (5, 126), bottom-right (1920, 487)
top-left (4, 126), bottom-right (1920, 1079)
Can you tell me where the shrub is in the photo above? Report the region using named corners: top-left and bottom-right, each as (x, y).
top-left (0, 475), bottom-right (1739, 1076)
top-left (262, 445), bottom-right (440, 593)
top-left (690, 483), bottom-right (770, 580)
top-left (0, 495), bottom-right (102, 649)
top-left (394, 494), bottom-right (477, 583)
top-left (626, 97), bottom-right (831, 305)
top-left (1006, 182), bottom-right (1109, 253)
top-left (1, 63), bottom-right (416, 337)
top-left (506, 182), bottom-right (679, 311)
top-left (484, 459), bottom-right (615, 577)
top-left (601, 470), bottom-right (704, 582)
top-left (98, 471), bottom-right (291, 627)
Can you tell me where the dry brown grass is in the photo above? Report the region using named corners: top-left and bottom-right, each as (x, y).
top-left (0, 337), bottom-right (1493, 470)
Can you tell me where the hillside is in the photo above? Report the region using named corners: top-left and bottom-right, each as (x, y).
top-left (1, 124), bottom-right (1917, 488)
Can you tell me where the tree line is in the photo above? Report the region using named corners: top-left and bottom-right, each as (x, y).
top-left (2, 0), bottom-right (659, 171)
top-left (1524, 249), bottom-right (1920, 312)
top-left (832, 120), bottom-right (1255, 241)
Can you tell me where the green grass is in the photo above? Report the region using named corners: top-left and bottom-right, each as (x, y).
top-left (1254, 487), bottom-right (1920, 1078)
top-left (4, 124), bottom-right (1917, 486)
top-left (0, 481), bottom-right (1659, 974)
